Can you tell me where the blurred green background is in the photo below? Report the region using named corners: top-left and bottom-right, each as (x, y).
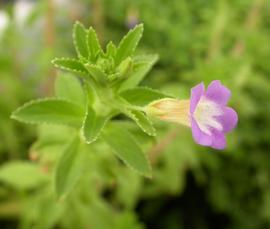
top-left (0, 0), bottom-right (270, 228)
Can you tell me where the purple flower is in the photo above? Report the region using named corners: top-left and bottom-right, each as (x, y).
top-left (190, 80), bottom-right (238, 149)
top-left (146, 80), bottom-right (238, 150)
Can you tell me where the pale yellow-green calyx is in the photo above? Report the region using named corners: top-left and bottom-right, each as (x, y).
top-left (146, 98), bottom-right (191, 127)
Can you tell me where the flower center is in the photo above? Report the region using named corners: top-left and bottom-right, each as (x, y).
top-left (193, 97), bottom-right (223, 135)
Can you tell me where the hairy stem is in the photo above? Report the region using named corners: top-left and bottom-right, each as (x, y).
top-left (149, 128), bottom-right (179, 165)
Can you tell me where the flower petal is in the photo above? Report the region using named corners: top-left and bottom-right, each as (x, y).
top-left (211, 131), bottom-right (226, 150)
top-left (205, 80), bottom-right (231, 105)
top-left (218, 107), bottom-right (238, 133)
top-left (191, 118), bottom-right (212, 146)
top-left (190, 82), bottom-right (205, 113)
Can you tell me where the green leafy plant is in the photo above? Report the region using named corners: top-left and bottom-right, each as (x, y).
top-left (11, 21), bottom-right (168, 198)
top-left (1, 1), bottom-right (270, 228)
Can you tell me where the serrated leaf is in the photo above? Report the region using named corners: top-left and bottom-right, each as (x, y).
top-left (54, 73), bottom-right (85, 106)
top-left (82, 107), bottom-right (109, 144)
top-left (11, 98), bottom-right (85, 127)
top-left (119, 54), bottom-right (158, 91)
top-left (87, 27), bottom-right (101, 61)
top-left (84, 63), bottom-right (107, 84)
top-left (127, 110), bottom-right (156, 136)
top-left (120, 87), bottom-right (169, 106)
top-left (52, 58), bottom-right (88, 74)
top-left (102, 123), bottom-right (151, 177)
top-left (0, 161), bottom-right (48, 190)
top-left (73, 21), bottom-right (88, 59)
top-left (55, 135), bottom-right (85, 198)
top-left (115, 24), bottom-right (144, 65)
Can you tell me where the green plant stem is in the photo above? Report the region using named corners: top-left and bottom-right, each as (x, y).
top-left (125, 104), bottom-right (146, 112)
top-left (149, 128), bottom-right (179, 165)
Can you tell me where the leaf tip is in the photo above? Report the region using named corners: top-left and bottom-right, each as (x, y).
top-left (10, 111), bottom-right (18, 121)
top-left (88, 26), bottom-right (95, 32)
top-left (149, 131), bottom-right (157, 137)
top-left (74, 20), bottom-right (83, 27)
top-left (135, 23), bottom-right (144, 30)
top-left (51, 58), bottom-right (57, 65)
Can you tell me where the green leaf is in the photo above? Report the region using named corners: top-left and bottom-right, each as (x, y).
top-left (52, 58), bottom-right (88, 74)
top-left (82, 107), bottom-right (109, 144)
top-left (0, 161), bottom-right (48, 190)
top-left (54, 73), bottom-right (85, 106)
top-left (11, 98), bottom-right (85, 127)
top-left (34, 125), bottom-right (75, 149)
top-left (87, 27), bottom-right (101, 61)
top-left (55, 135), bottom-right (85, 198)
top-left (127, 110), bottom-right (156, 136)
top-left (73, 21), bottom-right (88, 59)
top-left (105, 41), bottom-right (117, 58)
top-left (102, 123), bottom-right (151, 177)
top-left (120, 87), bottom-right (169, 106)
top-left (84, 63), bottom-right (107, 84)
top-left (83, 80), bottom-right (97, 106)
top-left (115, 24), bottom-right (144, 65)
top-left (119, 54), bottom-right (158, 91)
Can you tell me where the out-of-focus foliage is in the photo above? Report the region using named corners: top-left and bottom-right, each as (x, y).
top-left (0, 0), bottom-right (270, 228)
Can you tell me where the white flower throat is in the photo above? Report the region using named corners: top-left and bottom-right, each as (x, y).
top-left (193, 97), bottom-right (223, 135)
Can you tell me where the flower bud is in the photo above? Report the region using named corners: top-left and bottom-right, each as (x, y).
top-left (117, 57), bottom-right (133, 79)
